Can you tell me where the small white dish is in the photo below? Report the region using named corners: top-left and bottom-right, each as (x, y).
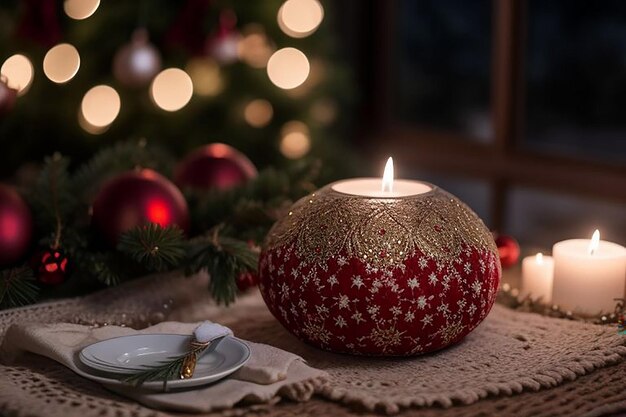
top-left (77, 334), bottom-right (250, 390)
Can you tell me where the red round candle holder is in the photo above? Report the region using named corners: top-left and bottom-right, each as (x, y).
top-left (259, 182), bottom-right (501, 356)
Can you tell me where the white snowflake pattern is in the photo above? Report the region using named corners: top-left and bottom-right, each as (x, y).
top-left (351, 311), bottom-right (365, 324)
top-left (367, 305), bottom-right (380, 317)
top-left (437, 302), bottom-right (450, 316)
top-left (418, 257), bottom-right (429, 269)
top-left (405, 311), bottom-right (415, 322)
top-left (337, 294), bottom-right (350, 309)
top-left (417, 295), bottom-right (429, 309)
top-left (390, 306), bottom-right (402, 316)
top-left (280, 283), bottom-right (290, 301)
top-left (468, 304), bottom-right (477, 316)
top-left (328, 275), bottom-right (339, 287)
top-left (351, 276), bottom-right (365, 289)
top-left (334, 316), bottom-right (347, 328)
top-left (428, 272), bottom-right (438, 286)
top-left (472, 281), bottom-right (482, 295)
top-left (315, 304), bottom-right (329, 317)
top-left (408, 277), bottom-right (419, 290)
top-left (421, 314), bottom-right (433, 328)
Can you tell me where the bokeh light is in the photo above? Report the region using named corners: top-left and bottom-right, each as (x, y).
top-left (244, 99), bottom-right (273, 128)
top-left (267, 47), bottom-right (310, 90)
top-left (1, 54), bottom-right (34, 96)
top-left (280, 121), bottom-right (311, 159)
top-left (237, 25), bottom-right (275, 68)
top-left (43, 43), bottom-right (80, 84)
top-left (278, 0), bottom-right (324, 38)
top-left (64, 0), bottom-right (100, 20)
top-left (185, 58), bottom-right (224, 97)
top-left (78, 108), bottom-right (108, 135)
top-left (310, 98), bottom-right (338, 125)
top-left (150, 68), bottom-right (193, 111)
top-left (81, 85), bottom-right (120, 128)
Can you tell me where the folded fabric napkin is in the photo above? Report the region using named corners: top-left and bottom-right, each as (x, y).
top-left (0, 321), bottom-right (328, 413)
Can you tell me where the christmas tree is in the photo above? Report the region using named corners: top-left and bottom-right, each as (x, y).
top-left (0, 0), bottom-right (354, 309)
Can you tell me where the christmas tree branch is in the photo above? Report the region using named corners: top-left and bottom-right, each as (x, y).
top-left (185, 229), bottom-right (259, 305)
top-left (118, 224), bottom-right (186, 272)
top-left (0, 267), bottom-right (39, 309)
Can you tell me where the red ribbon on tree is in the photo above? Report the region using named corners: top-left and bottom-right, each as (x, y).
top-left (14, 0), bottom-right (61, 48)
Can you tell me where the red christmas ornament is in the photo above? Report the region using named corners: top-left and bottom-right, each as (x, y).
top-left (31, 249), bottom-right (69, 285)
top-left (206, 10), bottom-right (240, 65)
top-left (92, 169), bottom-right (190, 246)
top-left (0, 184), bottom-right (33, 266)
top-left (494, 234), bottom-right (520, 268)
top-left (175, 143), bottom-right (257, 190)
top-left (14, 0), bottom-right (61, 48)
top-left (259, 185), bottom-right (501, 356)
top-left (113, 29), bottom-right (162, 88)
top-left (0, 77), bottom-right (18, 117)
top-left (164, 0), bottom-right (213, 55)
top-left (236, 271), bottom-right (259, 292)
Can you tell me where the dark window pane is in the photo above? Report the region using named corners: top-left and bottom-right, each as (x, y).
top-left (526, 0), bottom-right (626, 163)
top-left (394, 0), bottom-right (492, 141)
top-left (506, 187), bottom-right (626, 249)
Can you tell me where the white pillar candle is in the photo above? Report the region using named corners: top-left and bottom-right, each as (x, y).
top-left (552, 230), bottom-right (626, 314)
top-left (521, 252), bottom-right (554, 301)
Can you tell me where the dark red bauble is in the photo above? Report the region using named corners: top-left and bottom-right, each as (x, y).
top-left (92, 169), bottom-right (189, 246)
top-left (495, 234), bottom-right (520, 268)
top-left (0, 184), bottom-right (33, 266)
top-left (236, 271), bottom-right (259, 292)
top-left (0, 79), bottom-right (18, 118)
top-left (31, 249), bottom-right (69, 285)
top-left (175, 143), bottom-right (257, 190)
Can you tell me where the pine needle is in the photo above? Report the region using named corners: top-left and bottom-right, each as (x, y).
top-left (185, 232), bottom-right (259, 305)
top-left (0, 267), bottom-right (39, 309)
top-left (118, 224), bottom-right (186, 272)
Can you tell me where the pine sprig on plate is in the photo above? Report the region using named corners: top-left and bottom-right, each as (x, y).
top-left (122, 338), bottom-right (210, 390)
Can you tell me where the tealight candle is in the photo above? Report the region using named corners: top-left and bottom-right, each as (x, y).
top-left (551, 230), bottom-right (626, 314)
top-left (331, 158), bottom-right (432, 198)
top-left (521, 252), bottom-right (554, 301)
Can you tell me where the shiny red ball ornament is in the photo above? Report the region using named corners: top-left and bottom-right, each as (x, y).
top-left (113, 28), bottom-right (162, 88)
top-left (92, 169), bottom-right (189, 246)
top-left (0, 78), bottom-right (18, 118)
top-left (175, 143), bottom-right (257, 190)
top-left (0, 184), bottom-right (33, 266)
top-left (236, 271), bottom-right (259, 292)
top-left (32, 249), bottom-right (69, 285)
top-left (494, 234), bottom-right (520, 268)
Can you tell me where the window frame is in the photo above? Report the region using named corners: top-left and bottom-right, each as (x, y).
top-left (363, 0), bottom-right (626, 230)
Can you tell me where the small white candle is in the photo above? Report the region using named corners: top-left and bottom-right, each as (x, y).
top-left (521, 252), bottom-right (554, 301)
top-left (552, 230), bottom-right (626, 314)
top-left (331, 157), bottom-right (433, 198)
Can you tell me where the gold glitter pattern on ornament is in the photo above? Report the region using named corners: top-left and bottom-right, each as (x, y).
top-left (264, 185), bottom-right (497, 268)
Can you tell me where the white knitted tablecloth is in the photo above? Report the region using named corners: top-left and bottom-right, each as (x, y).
top-left (0, 272), bottom-right (624, 417)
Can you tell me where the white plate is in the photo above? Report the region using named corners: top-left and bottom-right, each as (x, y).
top-left (76, 334), bottom-right (250, 390)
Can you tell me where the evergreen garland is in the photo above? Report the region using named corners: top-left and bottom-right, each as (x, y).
top-left (0, 139), bottom-right (318, 309)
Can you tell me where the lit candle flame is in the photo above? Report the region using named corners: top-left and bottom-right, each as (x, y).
top-left (382, 157), bottom-right (394, 193)
top-left (588, 229), bottom-right (600, 255)
top-left (535, 252), bottom-right (543, 265)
